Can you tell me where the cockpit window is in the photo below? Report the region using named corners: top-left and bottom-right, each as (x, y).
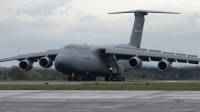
top-left (64, 45), bottom-right (70, 49)
top-left (64, 45), bottom-right (75, 49)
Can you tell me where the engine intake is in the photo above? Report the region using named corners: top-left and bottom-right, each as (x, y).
top-left (158, 60), bottom-right (171, 71)
top-left (129, 57), bottom-right (142, 68)
top-left (39, 57), bottom-right (53, 68)
top-left (19, 60), bottom-right (33, 71)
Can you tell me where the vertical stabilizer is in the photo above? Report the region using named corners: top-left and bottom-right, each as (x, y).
top-left (108, 10), bottom-right (180, 48)
top-left (129, 12), bottom-right (146, 48)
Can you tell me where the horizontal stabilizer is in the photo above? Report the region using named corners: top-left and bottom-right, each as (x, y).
top-left (108, 9), bottom-right (180, 48)
top-left (108, 10), bottom-right (180, 14)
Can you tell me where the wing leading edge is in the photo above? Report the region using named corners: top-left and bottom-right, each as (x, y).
top-left (104, 48), bottom-right (200, 64)
top-left (0, 49), bottom-right (60, 62)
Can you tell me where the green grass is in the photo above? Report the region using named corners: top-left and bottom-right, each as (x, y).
top-left (1, 83), bottom-right (200, 90)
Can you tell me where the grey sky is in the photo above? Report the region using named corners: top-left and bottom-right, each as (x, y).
top-left (0, 0), bottom-right (200, 67)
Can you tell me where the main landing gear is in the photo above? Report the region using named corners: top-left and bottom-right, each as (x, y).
top-left (67, 76), bottom-right (96, 81)
top-left (105, 76), bottom-right (125, 81)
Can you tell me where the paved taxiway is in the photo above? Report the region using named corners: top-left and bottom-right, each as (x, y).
top-left (0, 90), bottom-right (200, 112)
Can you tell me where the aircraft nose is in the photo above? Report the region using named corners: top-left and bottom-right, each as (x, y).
top-left (54, 54), bottom-right (68, 72)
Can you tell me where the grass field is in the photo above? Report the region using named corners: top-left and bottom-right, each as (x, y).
top-left (0, 83), bottom-right (200, 90)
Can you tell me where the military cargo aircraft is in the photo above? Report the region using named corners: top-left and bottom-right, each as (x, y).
top-left (1, 10), bottom-right (199, 81)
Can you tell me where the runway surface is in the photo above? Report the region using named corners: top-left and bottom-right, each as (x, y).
top-left (0, 90), bottom-right (200, 112)
top-left (1, 80), bottom-right (200, 85)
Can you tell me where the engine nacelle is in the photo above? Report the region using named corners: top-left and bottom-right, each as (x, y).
top-left (19, 60), bottom-right (33, 71)
top-left (39, 57), bottom-right (53, 68)
top-left (129, 57), bottom-right (142, 68)
top-left (158, 60), bottom-right (171, 71)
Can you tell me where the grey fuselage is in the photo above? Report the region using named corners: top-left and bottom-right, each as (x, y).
top-left (54, 44), bottom-right (134, 76)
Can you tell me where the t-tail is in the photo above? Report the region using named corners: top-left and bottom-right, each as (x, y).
top-left (108, 10), bottom-right (180, 48)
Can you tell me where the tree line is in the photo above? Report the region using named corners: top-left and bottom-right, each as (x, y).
top-left (0, 66), bottom-right (200, 80)
top-left (122, 66), bottom-right (200, 80)
top-left (0, 66), bottom-right (66, 81)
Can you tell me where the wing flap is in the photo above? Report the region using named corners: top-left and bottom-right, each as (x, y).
top-left (150, 57), bottom-right (162, 61)
top-left (105, 47), bottom-right (200, 64)
top-left (188, 61), bottom-right (199, 64)
top-left (177, 59), bottom-right (187, 63)
top-left (139, 56), bottom-right (150, 61)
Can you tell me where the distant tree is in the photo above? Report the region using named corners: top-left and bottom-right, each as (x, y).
top-left (28, 71), bottom-right (43, 80)
top-left (2, 69), bottom-right (9, 74)
top-left (8, 66), bottom-right (27, 80)
top-left (2, 69), bottom-right (9, 80)
top-left (139, 73), bottom-right (146, 79)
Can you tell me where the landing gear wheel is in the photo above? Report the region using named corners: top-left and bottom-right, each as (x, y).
top-left (79, 76), bottom-right (81, 81)
top-left (70, 77), bottom-right (74, 81)
top-left (94, 76), bottom-right (96, 81)
top-left (116, 77), bottom-right (119, 81)
top-left (122, 77), bottom-right (125, 81)
top-left (68, 76), bottom-right (71, 81)
top-left (74, 76), bottom-right (77, 81)
top-left (90, 76), bottom-right (92, 81)
top-left (119, 77), bottom-right (122, 81)
top-left (108, 77), bottom-right (111, 81)
top-left (87, 76), bottom-right (90, 81)
top-left (111, 77), bottom-right (114, 81)
top-left (82, 76), bottom-right (86, 81)
top-left (105, 76), bottom-right (107, 81)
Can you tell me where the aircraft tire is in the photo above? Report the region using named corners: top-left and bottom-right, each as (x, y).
top-left (76, 76), bottom-right (79, 81)
top-left (94, 76), bottom-right (96, 81)
top-left (81, 76), bottom-right (84, 81)
top-left (68, 76), bottom-right (71, 81)
top-left (122, 77), bottom-right (125, 81)
top-left (83, 76), bottom-right (86, 81)
top-left (87, 76), bottom-right (90, 81)
top-left (108, 77), bottom-right (111, 81)
top-left (116, 77), bottom-right (119, 81)
top-left (119, 77), bottom-right (121, 81)
top-left (90, 76), bottom-right (92, 81)
top-left (78, 77), bottom-right (81, 81)
top-left (105, 76), bottom-right (108, 81)
top-left (74, 76), bottom-right (77, 81)
top-left (71, 77), bottom-right (74, 81)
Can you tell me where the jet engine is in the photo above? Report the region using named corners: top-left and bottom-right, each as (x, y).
top-left (19, 60), bottom-right (33, 71)
top-left (129, 57), bottom-right (142, 68)
top-left (158, 60), bottom-right (171, 71)
top-left (39, 57), bottom-right (53, 68)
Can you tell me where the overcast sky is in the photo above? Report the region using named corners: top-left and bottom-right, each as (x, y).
top-left (0, 0), bottom-right (200, 67)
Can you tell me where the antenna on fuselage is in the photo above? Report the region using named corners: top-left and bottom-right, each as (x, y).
top-left (108, 10), bottom-right (180, 48)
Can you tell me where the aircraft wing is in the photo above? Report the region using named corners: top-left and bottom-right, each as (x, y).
top-left (0, 49), bottom-right (60, 62)
top-left (104, 47), bottom-right (200, 64)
